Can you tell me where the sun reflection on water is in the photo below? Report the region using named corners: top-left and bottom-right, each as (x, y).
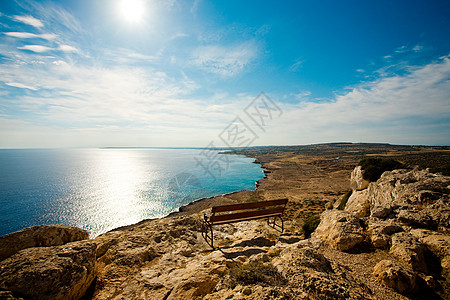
top-left (3, 149), bottom-right (264, 238)
top-left (89, 150), bottom-right (160, 234)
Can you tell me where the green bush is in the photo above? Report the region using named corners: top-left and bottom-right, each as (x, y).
top-left (229, 261), bottom-right (286, 286)
top-left (302, 214), bottom-right (321, 238)
top-left (358, 157), bottom-right (404, 182)
top-left (338, 190), bottom-right (352, 210)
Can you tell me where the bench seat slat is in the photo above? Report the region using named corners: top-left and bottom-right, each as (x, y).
top-left (211, 198), bottom-right (288, 213)
top-left (210, 207), bottom-right (284, 223)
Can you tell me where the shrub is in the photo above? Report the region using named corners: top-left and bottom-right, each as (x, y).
top-left (229, 261), bottom-right (286, 286)
top-left (358, 157), bottom-right (404, 182)
top-left (302, 214), bottom-right (321, 238)
top-left (337, 190), bottom-right (352, 210)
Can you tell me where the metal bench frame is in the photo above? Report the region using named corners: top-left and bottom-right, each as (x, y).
top-left (201, 198), bottom-right (288, 248)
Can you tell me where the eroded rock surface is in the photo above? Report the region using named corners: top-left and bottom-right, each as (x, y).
top-left (0, 241), bottom-right (96, 300)
top-left (312, 210), bottom-right (365, 251)
top-left (350, 165), bottom-right (370, 191)
top-left (0, 224), bottom-right (89, 261)
top-left (373, 259), bottom-right (420, 294)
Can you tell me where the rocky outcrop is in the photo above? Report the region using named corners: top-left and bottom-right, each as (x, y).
top-left (334, 166), bottom-right (450, 296)
top-left (345, 188), bottom-right (370, 218)
top-left (270, 244), bottom-right (371, 299)
top-left (311, 210), bottom-right (365, 251)
top-left (373, 260), bottom-right (420, 294)
top-left (367, 218), bottom-right (403, 249)
top-left (410, 229), bottom-right (450, 276)
top-left (344, 168), bottom-right (450, 221)
top-left (0, 224), bottom-right (89, 261)
top-left (0, 241), bottom-right (96, 300)
top-left (350, 166), bottom-right (370, 191)
top-left (389, 232), bottom-right (435, 274)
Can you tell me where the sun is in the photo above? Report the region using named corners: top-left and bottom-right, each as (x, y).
top-left (118, 0), bottom-right (145, 23)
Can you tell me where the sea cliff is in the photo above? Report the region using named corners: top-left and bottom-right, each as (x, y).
top-left (1, 144), bottom-right (449, 299)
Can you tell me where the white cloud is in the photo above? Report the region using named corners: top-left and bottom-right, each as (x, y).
top-left (58, 44), bottom-right (79, 52)
top-left (13, 15), bottom-right (44, 28)
top-left (5, 82), bottom-right (38, 90)
top-left (413, 45), bottom-right (424, 52)
top-left (261, 56), bottom-right (450, 146)
top-left (394, 45), bottom-right (407, 53)
top-left (4, 32), bottom-right (57, 40)
top-left (17, 45), bottom-right (53, 53)
top-left (192, 42), bottom-right (258, 77)
top-left (289, 59), bottom-right (303, 72)
top-left (292, 91), bottom-right (311, 100)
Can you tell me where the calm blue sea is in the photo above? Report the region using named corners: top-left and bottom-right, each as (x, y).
top-left (0, 148), bottom-right (263, 237)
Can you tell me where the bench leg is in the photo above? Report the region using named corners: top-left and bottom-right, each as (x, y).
top-left (201, 221), bottom-right (214, 249)
top-left (267, 216), bottom-right (284, 232)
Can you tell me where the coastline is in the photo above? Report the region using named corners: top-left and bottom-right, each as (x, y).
top-left (166, 155), bottom-right (268, 218)
top-left (3, 144), bottom-right (449, 299)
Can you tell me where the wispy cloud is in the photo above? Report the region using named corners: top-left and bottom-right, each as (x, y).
top-left (265, 55), bottom-right (450, 145)
top-left (58, 44), bottom-right (78, 53)
top-left (5, 82), bottom-right (38, 90)
top-left (413, 45), bottom-right (424, 52)
top-left (4, 32), bottom-right (57, 40)
top-left (13, 15), bottom-right (44, 28)
top-left (192, 42), bottom-right (258, 77)
top-left (289, 58), bottom-right (303, 72)
top-left (17, 45), bottom-right (53, 53)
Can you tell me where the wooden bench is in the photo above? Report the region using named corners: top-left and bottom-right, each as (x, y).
top-left (201, 198), bottom-right (288, 248)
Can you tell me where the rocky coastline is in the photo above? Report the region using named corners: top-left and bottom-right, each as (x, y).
top-left (1, 144), bottom-right (449, 299)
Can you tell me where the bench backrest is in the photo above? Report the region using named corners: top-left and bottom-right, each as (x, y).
top-left (211, 198), bottom-right (288, 213)
top-left (210, 198), bottom-right (288, 223)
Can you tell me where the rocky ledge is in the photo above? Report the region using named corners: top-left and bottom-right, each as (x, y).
top-left (0, 165), bottom-right (449, 299)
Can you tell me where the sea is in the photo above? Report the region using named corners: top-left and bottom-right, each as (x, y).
top-left (0, 148), bottom-right (264, 238)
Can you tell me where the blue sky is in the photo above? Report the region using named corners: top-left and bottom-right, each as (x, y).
top-left (0, 0), bottom-right (449, 147)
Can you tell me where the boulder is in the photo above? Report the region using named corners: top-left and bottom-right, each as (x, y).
top-left (389, 232), bottom-right (433, 274)
top-left (350, 166), bottom-right (370, 190)
top-left (0, 224), bottom-right (89, 261)
top-left (367, 218), bottom-right (403, 249)
top-left (410, 229), bottom-right (450, 276)
top-left (271, 243), bottom-right (372, 299)
top-left (345, 189), bottom-right (370, 218)
top-left (373, 260), bottom-right (419, 294)
top-left (0, 241), bottom-right (96, 300)
top-left (312, 210), bottom-right (365, 251)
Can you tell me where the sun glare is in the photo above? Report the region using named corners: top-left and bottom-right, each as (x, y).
top-left (118, 0), bottom-right (145, 23)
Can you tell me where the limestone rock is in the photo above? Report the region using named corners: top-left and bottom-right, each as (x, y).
top-left (369, 169), bottom-right (450, 217)
top-left (421, 198), bottom-right (450, 229)
top-left (350, 166), bottom-right (370, 190)
top-left (272, 243), bottom-right (371, 299)
top-left (410, 229), bottom-right (450, 276)
top-left (312, 210), bottom-right (365, 251)
top-left (397, 209), bottom-right (437, 230)
top-left (367, 218), bottom-right (403, 249)
top-left (0, 224), bottom-right (89, 261)
top-left (373, 260), bottom-right (419, 294)
top-left (344, 168), bottom-right (450, 221)
top-left (389, 232), bottom-right (434, 274)
top-left (0, 241), bottom-right (96, 300)
top-left (345, 189), bottom-right (370, 218)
